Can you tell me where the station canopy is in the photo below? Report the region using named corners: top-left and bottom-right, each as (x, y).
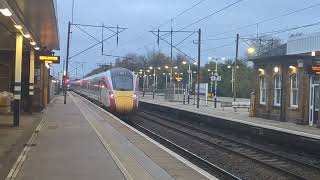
top-left (0, 0), bottom-right (59, 50)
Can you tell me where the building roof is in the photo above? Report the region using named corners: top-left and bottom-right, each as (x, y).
top-left (287, 32), bottom-right (320, 55)
top-left (249, 54), bottom-right (316, 64)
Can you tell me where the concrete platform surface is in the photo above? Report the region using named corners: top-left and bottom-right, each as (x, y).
top-left (7, 94), bottom-right (213, 180)
top-left (140, 95), bottom-right (320, 140)
top-left (12, 96), bottom-right (126, 180)
top-left (0, 113), bottom-right (43, 180)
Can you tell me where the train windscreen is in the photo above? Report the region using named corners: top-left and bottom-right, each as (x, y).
top-left (112, 75), bottom-right (133, 91)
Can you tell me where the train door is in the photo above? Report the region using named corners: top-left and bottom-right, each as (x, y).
top-left (100, 80), bottom-right (109, 107)
top-left (309, 76), bottom-right (319, 126)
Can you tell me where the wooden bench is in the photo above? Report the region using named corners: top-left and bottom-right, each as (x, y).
top-left (232, 102), bottom-right (250, 112)
top-left (220, 101), bottom-right (232, 110)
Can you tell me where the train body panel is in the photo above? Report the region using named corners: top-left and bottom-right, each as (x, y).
top-left (70, 68), bottom-right (138, 114)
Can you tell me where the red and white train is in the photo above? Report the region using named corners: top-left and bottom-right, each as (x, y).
top-left (70, 68), bottom-right (139, 114)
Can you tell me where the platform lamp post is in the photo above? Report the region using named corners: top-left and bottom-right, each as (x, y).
top-left (149, 66), bottom-right (161, 99)
top-left (140, 69), bottom-right (146, 97)
top-left (228, 65), bottom-right (239, 100)
top-left (208, 57), bottom-right (225, 108)
top-left (164, 65), bottom-right (178, 87)
top-left (182, 60), bottom-right (194, 104)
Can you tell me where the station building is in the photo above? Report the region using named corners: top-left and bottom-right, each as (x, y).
top-left (251, 33), bottom-right (320, 127)
top-left (0, 0), bottom-right (59, 125)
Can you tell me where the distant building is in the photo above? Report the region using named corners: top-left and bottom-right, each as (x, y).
top-left (250, 32), bottom-right (320, 127)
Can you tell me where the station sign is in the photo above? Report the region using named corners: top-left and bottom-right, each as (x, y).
top-left (37, 55), bottom-right (60, 64)
top-left (210, 75), bottom-right (221, 81)
top-left (304, 65), bottom-right (320, 75)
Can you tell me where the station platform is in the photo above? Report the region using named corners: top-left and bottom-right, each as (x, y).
top-left (5, 93), bottom-right (214, 180)
top-left (0, 113), bottom-right (43, 180)
top-left (140, 95), bottom-right (320, 140)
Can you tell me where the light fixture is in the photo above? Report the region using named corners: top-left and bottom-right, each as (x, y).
top-left (193, 62), bottom-right (198, 65)
top-left (289, 66), bottom-right (295, 69)
top-left (174, 66), bottom-right (178, 69)
top-left (164, 65), bottom-right (169, 69)
top-left (34, 46), bottom-right (40, 50)
top-left (14, 25), bottom-right (23, 30)
top-left (207, 69), bottom-right (211, 72)
top-left (274, 66), bottom-right (279, 73)
top-left (248, 47), bottom-right (255, 54)
top-left (30, 41), bottom-right (36, 46)
top-left (146, 70), bottom-right (150, 73)
top-left (149, 66), bottom-right (153, 70)
top-left (297, 60), bottom-right (304, 68)
top-left (258, 68), bottom-right (264, 72)
top-left (23, 33), bottom-right (31, 38)
top-left (312, 51), bottom-right (316, 57)
top-left (0, 8), bottom-right (12, 17)
top-left (228, 65), bottom-right (231, 69)
top-left (182, 61), bottom-right (187, 65)
top-left (157, 67), bottom-right (161, 70)
top-left (208, 57), bottom-right (212, 60)
top-left (45, 62), bottom-right (51, 69)
top-left (221, 57), bottom-right (226, 61)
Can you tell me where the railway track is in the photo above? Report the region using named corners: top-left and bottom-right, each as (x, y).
top-left (129, 119), bottom-right (242, 180)
top-left (133, 110), bottom-right (320, 180)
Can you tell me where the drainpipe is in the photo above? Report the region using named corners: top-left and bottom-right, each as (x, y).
top-left (280, 64), bottom-right (285, 121)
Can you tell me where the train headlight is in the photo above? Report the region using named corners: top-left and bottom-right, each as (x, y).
top-left (109, 91), bottom-right (114, 98)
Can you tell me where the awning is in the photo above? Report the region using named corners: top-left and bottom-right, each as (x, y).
top-left (0, 0), bottom-right (59, 51)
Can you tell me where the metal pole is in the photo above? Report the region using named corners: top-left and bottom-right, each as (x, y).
top-left (64, 21), bottom-right (71, 104)
top-left (188, 64), bottom-right (191, 89)
top-left (170, 68), bottom-right (172, 83)
top-left (165, 73), bottom-right (168, 88)
top-left (214, 59), bottom-right (218, 108)
top-left (211, 71), bottom-right (214, 94)
top-left (143, 71), bottom-right (145, 97)
top-left (153, 69), bottom-right (155, 99)
top-left (233, 33), bottom-right (239, 102)
top-left (170, 22), bottom-right (173, 63)
top-left (196, 28), bottom-right (201, 108)
top-left (147, 75), bottom-right (149, 90)
top-left (13, 33), bottom-right (23, 126)
top-left (231, 68), bottom-right (234, 93)
top-left (29, 49), bottom-right (35, 114)
top-left (188, 64), bottom-right (191, 104)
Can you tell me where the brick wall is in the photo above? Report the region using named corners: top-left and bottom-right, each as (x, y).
top-left (254, 60), bottom-right (310, 125)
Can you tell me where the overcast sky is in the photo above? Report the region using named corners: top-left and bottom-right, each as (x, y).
top-left (53, 0), bottom-right (320, 78)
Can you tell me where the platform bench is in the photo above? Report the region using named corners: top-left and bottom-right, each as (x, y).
top-left (232, 102), bottom-right (250, 112)
top-left (220, 101), bottom-right (232, 110)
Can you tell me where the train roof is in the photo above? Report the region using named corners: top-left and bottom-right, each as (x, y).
top-left (80, 68), bottom-right (132, 81)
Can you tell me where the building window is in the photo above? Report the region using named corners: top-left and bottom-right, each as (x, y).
top-left (274, 75), bottom-right (281, 106)
top-left (260, 76), bottom-right (267, 104)
top-left (290, 74), bottom-right (299, 107)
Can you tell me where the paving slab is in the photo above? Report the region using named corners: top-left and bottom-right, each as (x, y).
top-left (14, 96), bottom-right (126, 180)
top-left (0, 112), bottom-right (42, 180)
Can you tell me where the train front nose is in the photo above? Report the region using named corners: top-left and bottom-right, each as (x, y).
top-left (114, 91), bottom-right (135, 114)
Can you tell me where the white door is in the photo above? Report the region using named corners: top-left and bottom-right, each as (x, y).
top-left (309, 80), bottom-right (319, 126)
